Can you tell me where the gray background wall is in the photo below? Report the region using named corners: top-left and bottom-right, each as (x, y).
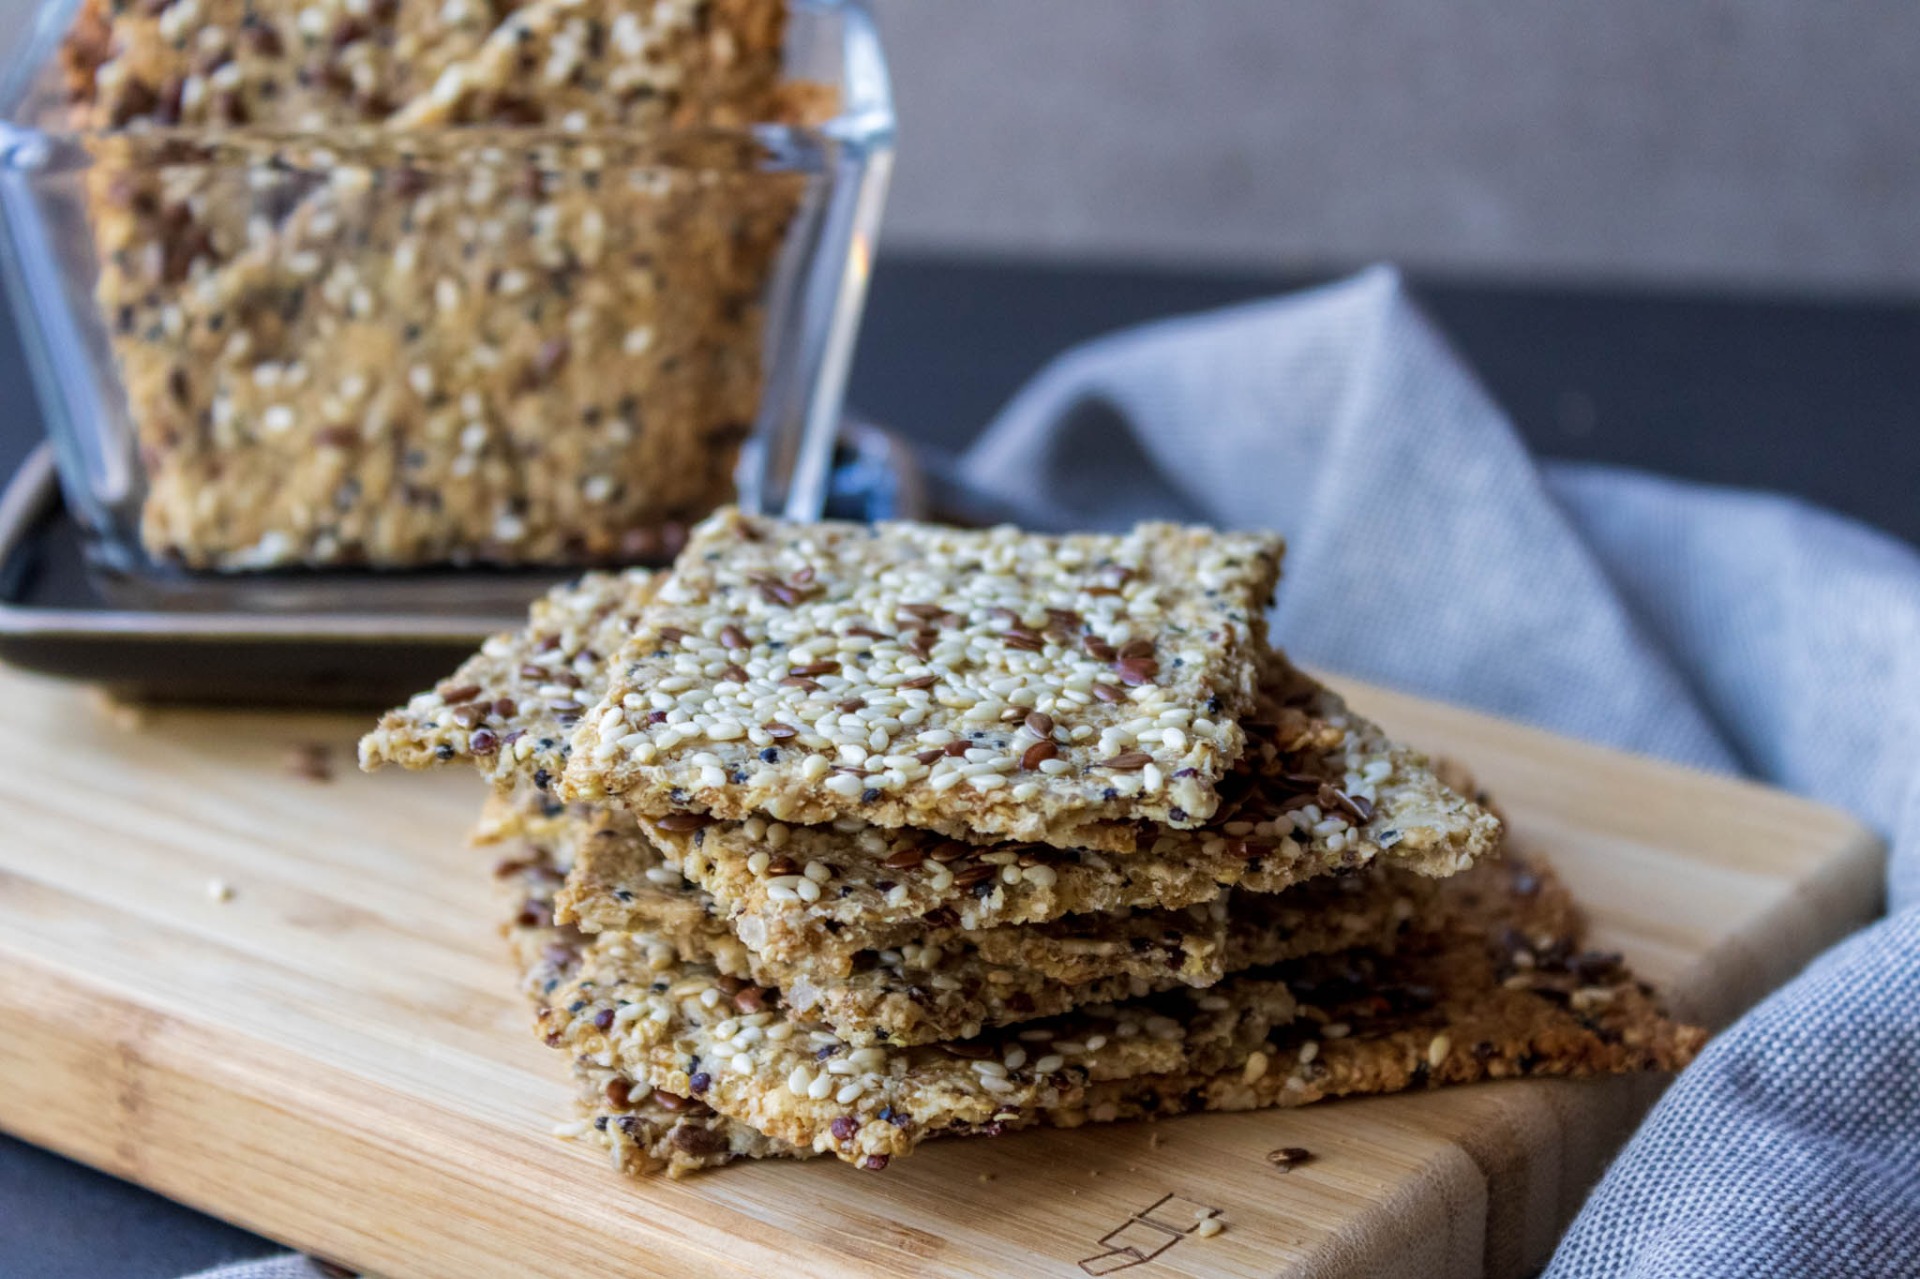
top-left (871, 1), bottom-right (1919, 295)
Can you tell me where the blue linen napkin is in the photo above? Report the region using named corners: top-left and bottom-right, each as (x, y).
top-left (959, 265), bottom-right (1920, 1277)
top-left (193, 266), bottom-right (1919, 1279)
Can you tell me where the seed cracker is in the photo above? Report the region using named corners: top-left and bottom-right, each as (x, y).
top-left (625, 666), bottom-right (1495, 966)
top-left (362, 569), bottom-right (661, 784)
top-left (362, 561), bottom-right (1496, 932)
top-left (560, 509), bottom-right (1286, 849)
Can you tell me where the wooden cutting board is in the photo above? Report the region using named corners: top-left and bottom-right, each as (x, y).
top-left (0, 664), bottom-right (1882, 1279)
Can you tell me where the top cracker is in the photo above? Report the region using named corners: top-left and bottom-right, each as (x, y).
top-left (562, 509), bottom-right (1283, 847)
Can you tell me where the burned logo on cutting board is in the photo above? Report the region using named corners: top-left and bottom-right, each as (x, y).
top-left (1078, 1192), bottom-right (1225, 1274)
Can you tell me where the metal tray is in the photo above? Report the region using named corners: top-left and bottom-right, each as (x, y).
top-left (0, 424), bottom-right (924, 705)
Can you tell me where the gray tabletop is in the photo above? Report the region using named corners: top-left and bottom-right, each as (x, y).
top-left (2, 255), bottom-right (1916, 1279)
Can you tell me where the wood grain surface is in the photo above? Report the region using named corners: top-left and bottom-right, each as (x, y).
top-left (0, 665), bottom-right (1883, 1278)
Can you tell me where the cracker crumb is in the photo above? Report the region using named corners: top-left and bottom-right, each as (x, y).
top-left (87, 688), bottom-right (146, 731)
top-left (1266, 1146), bottom-right (1313, 1173)
top-left (285, 742), bottom-right (334, 782)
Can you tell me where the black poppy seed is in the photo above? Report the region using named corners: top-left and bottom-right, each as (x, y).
top-left (861, 788), bottom-right (881, 803)
top-left (760, 747), bottom-right (780, 762)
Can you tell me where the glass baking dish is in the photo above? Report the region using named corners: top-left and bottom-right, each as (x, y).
top-left (0, 0), bottom-right (891, 609)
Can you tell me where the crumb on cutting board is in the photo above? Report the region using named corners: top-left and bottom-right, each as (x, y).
top-left (285, 742), bottom-right (334, 782)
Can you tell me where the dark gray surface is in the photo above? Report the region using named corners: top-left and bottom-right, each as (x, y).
top-left (851, 257), bottom-right (1920, 547)
top-left (0, 1132), bottom-right (280, 1278)
top-left (2, 252), bottom-right (1916, 1279)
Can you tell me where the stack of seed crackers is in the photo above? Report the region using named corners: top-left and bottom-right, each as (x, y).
top-left (363, 509), bottom-right (1704, 1176)
top-left (61, 0), bottom-right (799, 568)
